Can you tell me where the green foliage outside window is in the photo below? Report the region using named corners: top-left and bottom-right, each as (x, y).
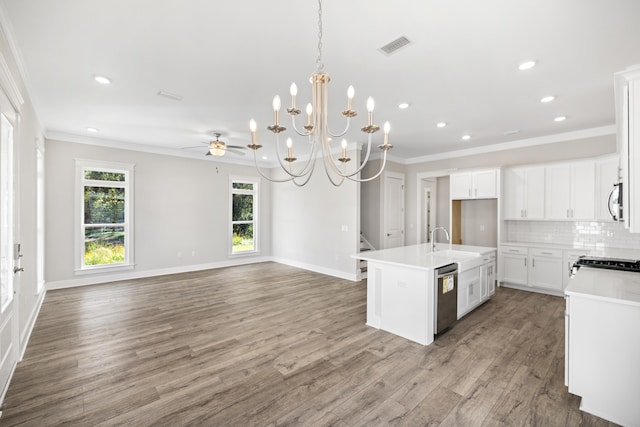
top-left (232, 182), bottom-right (256, 253)
top-left (83, 169), bottom-right (127, 265)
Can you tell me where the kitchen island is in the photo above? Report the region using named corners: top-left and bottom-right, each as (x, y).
top-left (353, 243), bottom-right (496, 346)
top-left (565, 267), bottom-right (640, 426)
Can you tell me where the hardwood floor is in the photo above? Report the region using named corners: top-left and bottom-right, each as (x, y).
top-left (1, 262), bottom-right (617, 426)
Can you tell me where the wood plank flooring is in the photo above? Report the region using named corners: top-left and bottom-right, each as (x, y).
top-left (1, 262), bottom-right (618, 426)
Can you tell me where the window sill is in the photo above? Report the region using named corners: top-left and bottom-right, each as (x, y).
top-left (75, 263), bottom-right (135, 275)
top-left (229, 250), bottom-right (261, 257)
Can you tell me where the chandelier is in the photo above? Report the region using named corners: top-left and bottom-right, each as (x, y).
top-left (247, 0), bottom-right (393, 187)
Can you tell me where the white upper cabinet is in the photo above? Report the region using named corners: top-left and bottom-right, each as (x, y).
top-left (595, 156), bottom-right (620, 221)
top-left (450, 169), bottom-right (497, 199)
top-left (504, 166), bottom-right (544, 220)
top-left (450, 173), bottom-right (473, 199)
top-left (615, 65), bottom-right (640, 233)
top-left (545, 161), bottom-right (595, 220)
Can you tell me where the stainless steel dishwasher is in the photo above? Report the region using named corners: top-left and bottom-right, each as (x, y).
top-left (434, 263), bottom-right (458, 335)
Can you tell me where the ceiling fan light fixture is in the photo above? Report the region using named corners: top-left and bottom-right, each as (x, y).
top-left (210, 147), bottom-right (226, 157)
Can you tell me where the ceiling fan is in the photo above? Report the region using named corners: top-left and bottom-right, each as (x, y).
top-left (183, 133), bottom-right (247, 157)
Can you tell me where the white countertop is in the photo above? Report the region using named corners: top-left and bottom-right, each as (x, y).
top-left (565, 268), bottom-right (640, 307)
top-left (352, 243), bottom-right (496, 271)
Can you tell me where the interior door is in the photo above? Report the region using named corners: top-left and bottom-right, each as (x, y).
top-left (0, 106), bottom-right (17, 399)
top-left (383, 173), bottom-right (405, 248)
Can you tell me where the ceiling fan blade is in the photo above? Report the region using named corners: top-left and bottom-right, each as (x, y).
top-left (181, 145), bottom-right (205, 150)
top-left (226, 148), bottom-right (246, 156)
top-left (205, 150), bottom-right (212, 156)
top-left (226, 145), bottom-right (247, 150)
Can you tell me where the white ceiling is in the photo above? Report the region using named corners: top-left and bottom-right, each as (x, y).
top-left (1, 0), bottom-right (639, 164)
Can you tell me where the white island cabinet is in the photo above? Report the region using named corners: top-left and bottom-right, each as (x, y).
top-left (353, 243), bottom-right (496, 346)
top-left (565, 268), bottom-right (640, 426)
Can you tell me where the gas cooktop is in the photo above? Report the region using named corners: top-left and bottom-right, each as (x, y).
top-left (574, 255), bottom-right (640, 273)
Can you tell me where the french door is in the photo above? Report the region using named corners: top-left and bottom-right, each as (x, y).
top-left (0, 90), bottom-right (17, 400)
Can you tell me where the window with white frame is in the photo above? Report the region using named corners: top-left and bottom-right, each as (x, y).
top-left (76, 160), bottom-right (134, 271)
top-left (230, 177), bottom-right (258, 254)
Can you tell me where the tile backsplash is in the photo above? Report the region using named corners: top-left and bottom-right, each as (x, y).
top-left (505, 221), bottom-right (640, 250)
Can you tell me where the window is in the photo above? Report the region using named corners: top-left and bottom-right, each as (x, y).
top-left (230, 177), bottom-right (258, 254)
top-left (76, 160), bottom-right (134, 272)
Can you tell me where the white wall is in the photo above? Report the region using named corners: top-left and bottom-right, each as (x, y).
top-left (271, 150), bottom-right (360, 280)
top-left (461, 199), bottom-right (498, 247)
top-left (45, 139), bottom-right (272, 287)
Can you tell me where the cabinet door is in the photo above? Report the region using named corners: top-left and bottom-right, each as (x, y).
top-left (488, 261), bottom-right (496, 296)
top-left (480, 264), bottom-right (488, 300)
top-left (451, 173), bottom-right (472, 199)
top-left (571, 162), bottom-right (595, 220)
top-left (525, 167), bottom-right (545, 219)
top-left (504, 168), bottom-right (525, 219)
top-left (596, 157), bottom-right (619, 221)
top-left (467, 277), bottom-right (481, 309)
top-left (529, 255), bottom-right (563, 291)
top-left (545, 165), bottom-right (571, 219)
top-left (474, 170), bottom-right (497, 198)
top-left (501, 253), bottom-right (528, 285)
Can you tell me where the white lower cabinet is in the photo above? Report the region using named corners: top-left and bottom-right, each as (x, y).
top-left (500, 246), bottom-right (528, 285)
top-left (528, 248), bottom-right (563, 292)
top-left (480, 252), bottom-right (497, 300)
top-left (566, 293), bottom-right (640, 426)
top-left (458, 251), bottom-right (496, 319)
top-left (458, 266), bottom-right (480, 319)
top-left (500, 245), bottom-right (569, 295)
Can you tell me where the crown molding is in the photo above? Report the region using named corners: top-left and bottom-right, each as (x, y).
top-left (403, 125), bottom-right (616, 165)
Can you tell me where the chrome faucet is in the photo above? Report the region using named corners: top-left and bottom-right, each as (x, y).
top-left (431, 226), bottom-right (450, 252)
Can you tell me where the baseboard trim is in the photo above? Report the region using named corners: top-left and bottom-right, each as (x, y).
top-left (499, 282), bottom-right (564, 297)
top-left (19, 288), bottom-right (46, 360)
top-left (272, 258), bottom-right (358, 282)
top-left (46, 256), bottom-right (275, 290)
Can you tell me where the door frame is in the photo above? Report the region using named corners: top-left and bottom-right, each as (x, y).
top-left (415, 169), bottom-right (454, 245)
top-left (0, 53), bottom-right (24, 405)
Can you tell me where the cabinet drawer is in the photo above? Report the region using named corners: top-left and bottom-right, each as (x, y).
top-left (530, 248), bottom-right (562, 258)
top-left (483, 251), bottom-right (497, 262)
top-left (500, 246), bottom-right (527, 255)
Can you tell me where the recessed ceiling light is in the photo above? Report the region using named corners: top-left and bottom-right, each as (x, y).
top-left (461, 134), bottom-right (471, 141)
top-left (86, 127), bottom-right (98, 132)
top-left (541, 95), bottom-right (555, 103)
top-left (436, 122), bottom-right (447, 128)
top-left (518, 61), bottom-right (536, 70)
top-left (398, 102), bottom-right (410, 109)
top-left (554, 116), bottom-right (567, 122)
top-left (261, 156), bottom-right (268, 160)
top-left (93, 75), bottom-right (111, 85)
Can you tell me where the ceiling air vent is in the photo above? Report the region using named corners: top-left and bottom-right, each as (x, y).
top-left (379, 36), bottom-right (411, 55)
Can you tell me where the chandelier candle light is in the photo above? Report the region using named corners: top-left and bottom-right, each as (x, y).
top-left (247, 0), bottom-right (393, 186)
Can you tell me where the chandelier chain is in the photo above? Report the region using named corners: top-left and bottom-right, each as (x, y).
top-left (316, 0), bottom-right (324, 71)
